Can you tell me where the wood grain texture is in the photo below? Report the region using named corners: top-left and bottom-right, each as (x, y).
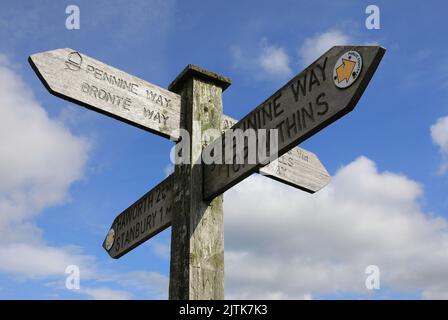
top-left (169, 65), bottom-right (228, 300)
top-left (29, 48), bottom-right (182, 140)
top-left (203, 46), bottom-right (385, 200)
top-left (221, 115), bottom-right (330, 193)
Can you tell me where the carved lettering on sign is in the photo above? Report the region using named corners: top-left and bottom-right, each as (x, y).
top-left (81, 82), bottom-right (131, 110)
top-left (104, 175), bottom-right (173, 258)
top-left (85, 64), bottom-right (139, 95)
top-left (146, 90), bottom-right (172, 108)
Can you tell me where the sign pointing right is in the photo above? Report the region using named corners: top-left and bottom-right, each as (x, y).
top-left (203, 46), bottom-right (385, 200)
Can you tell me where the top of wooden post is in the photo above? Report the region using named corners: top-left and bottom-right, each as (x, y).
top-left (168, 64), bottom-right (231, 93)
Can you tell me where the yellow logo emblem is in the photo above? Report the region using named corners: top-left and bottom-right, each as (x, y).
top-left (333, 51), bottom-right (362, 88)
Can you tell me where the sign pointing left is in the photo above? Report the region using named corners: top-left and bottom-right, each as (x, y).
top-left (29, 48), bottom-right (182, 140)
top-left (104, 174), bottom-right (173, 259)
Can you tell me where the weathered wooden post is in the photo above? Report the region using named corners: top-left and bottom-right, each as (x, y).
top-left (167, 65), bottom-right (232, 299)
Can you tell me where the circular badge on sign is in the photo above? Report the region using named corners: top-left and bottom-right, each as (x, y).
top-left (65, 51), bottom-right (83, 71)
top-left (105, 228), bottom-right (115, 251)
top-left (333, 50), bottom-right (362, 88)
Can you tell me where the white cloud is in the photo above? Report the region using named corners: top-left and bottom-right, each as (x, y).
top-left (43, 269), bottom-right (168, 300)
top-left (231, 40), bottom-right (292, 81)
top-left (0, 54), bottom-right (93, 279)
top-left (230, 45), bottom-right (243, 68)
top-left (258, 44), bottom-right (292, 79)
top-left (431, 116), bottom-right (448, 173)
top-left (431, 116), bottom-right (448, 153)
top-left (422, 287), bottom-right (448, 300)
top-left (224, 156), bottom-right (448, 299)
top-left (299, 30), bottom-right (351, 66)
top-left (233, 30), bottom-right (353, 81)
top-left (0, 56), bottom-right (89, 223)
top-left (0, 244), bottom-right (95, 279)
top-left (81, 287), bottom-right (131, 300)
top-left (151, 240), bottom-right (171, 259)
top-left (78, 269), bottom-right (169, 299)
top-left (118, 271), bottom-right (169, 299)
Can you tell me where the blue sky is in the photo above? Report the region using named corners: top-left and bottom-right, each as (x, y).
top-left (1, 0), bottom-right (448, 299)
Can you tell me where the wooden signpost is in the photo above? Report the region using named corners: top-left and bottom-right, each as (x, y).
top-left (29, 45), bottom-right (385, 300)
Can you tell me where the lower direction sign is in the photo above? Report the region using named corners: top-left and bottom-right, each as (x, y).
top-left (103, 175), bottom-right (173, 259)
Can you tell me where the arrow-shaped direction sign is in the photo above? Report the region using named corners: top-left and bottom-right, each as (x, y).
top-left (103, 175), bottom-right (173, 259)
top-left (29, 48), bottom-right (182, 140)
top-left (203, 46), bottom-right (385, 200)
top-left (221, 114), bottom-right (330, 193)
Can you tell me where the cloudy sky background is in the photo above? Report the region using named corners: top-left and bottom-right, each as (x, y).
top-left (0, 0), bottom-right (448, 299)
